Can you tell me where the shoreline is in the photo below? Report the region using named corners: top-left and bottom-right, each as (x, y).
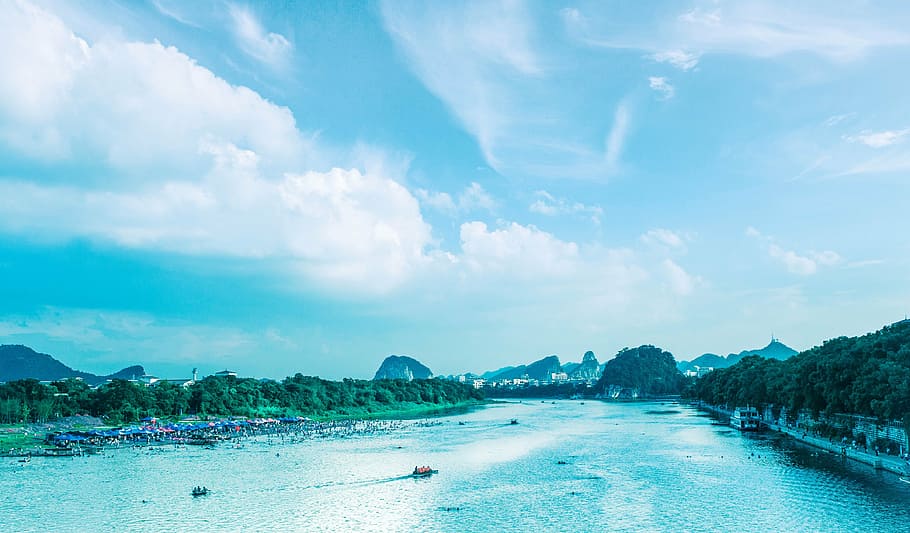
top-left (0, 399), bottom-right (487, 456)
top-left (691, 402), bottom-right (910, 477)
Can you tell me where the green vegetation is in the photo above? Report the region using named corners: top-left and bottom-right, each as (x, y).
top-left (0, 374), bottom-right (484, 426)
top-left (596, 345), bottom-right (689, 396)
top-left (691, 320), bottom-right (910, 421)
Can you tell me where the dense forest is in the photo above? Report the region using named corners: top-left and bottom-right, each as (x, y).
top-left (596, 345), bottom-right (689, 396)
top-left (0, 374), bottom-right (484, 425)
top-left (692, 320), bottom-right (910, 424)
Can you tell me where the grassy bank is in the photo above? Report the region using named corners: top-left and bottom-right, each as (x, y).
top-left (0, 428), bottom-right (41, 453)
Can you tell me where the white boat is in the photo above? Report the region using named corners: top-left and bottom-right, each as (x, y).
top-left (730, 407), bottom-right (761, 431)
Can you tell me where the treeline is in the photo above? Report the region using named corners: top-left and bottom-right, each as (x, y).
top-left (0, 374), bottom-right (484, 425)
top-left (692, 320), bottom-right (910, 424)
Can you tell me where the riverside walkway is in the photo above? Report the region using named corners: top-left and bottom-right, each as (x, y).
top-left (766, 422), bottom-right (909, 476)
top-left (693, 402), bottom-right (909, 477)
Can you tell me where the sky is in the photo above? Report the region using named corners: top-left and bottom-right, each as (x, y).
top-left (0, 0), bottom-right (908, 380)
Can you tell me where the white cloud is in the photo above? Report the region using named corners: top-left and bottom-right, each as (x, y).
top-left (459, 221), bottom-right (579, 278)
top-left (663, 259), bottom-right (697, 295)
top-left (228, 4), bottom-right (292, 68)
top-left (0, 1), bottom-right (431, 295)
top-left (648, 76), bottom-right (675, 100)
top-left (380, 2), bottom-right (624, 180)
top-left (652, 50), bottom-right (699, 71)
top-left (0, 149), bottom-right (433, 293)
top-left (571, 2), bottom-right (910, 65)
top-left (415, 189), bottom-right (457, 214)
top-left (823, 113), bottom-right (855, 127)
top-left (747, 227), bottom-right (841, 275)
top-left (453, 220), bottom-right (699, 317)
top-left (641, 228), bottom-right (688, 250)
top-left (458, 182), bottom-right (496, 211)
top-left (417, 182), bottom-right (496, 215)
top-left (844, 128), bottom-right (910, 148)
top-left (529, 190), bottom-right (603, 224)
top-left (605, 103), bottom-right (630, 171)
top-left (0, 1), bottom-right (307, 168)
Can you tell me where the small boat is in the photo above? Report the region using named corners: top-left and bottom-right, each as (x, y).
top-left (191, 487), bottom-right (210, 497)
top-left (410, 466), bottom-right (438, 478)
top-left (510, 419), bottom-right (519, 425)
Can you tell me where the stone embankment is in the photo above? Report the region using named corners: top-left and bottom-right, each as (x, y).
top-left (693, 402), bottom-right (910, 476)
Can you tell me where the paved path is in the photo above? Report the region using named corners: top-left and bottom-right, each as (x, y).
top-left (767, 422), bottom-right (909, 476)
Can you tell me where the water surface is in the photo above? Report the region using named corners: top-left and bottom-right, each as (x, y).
top-left (2, 401), bottom-right (908, 532)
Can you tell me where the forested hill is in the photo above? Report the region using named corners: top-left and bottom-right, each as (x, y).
top-left (0, 345), bottom-right (144, 385)
top-left (596, 345), bottom-right (688, 396)
top-left (678, 340), bottom-right (797, 373)
top-left (692, 320), bottom-right (910, 422)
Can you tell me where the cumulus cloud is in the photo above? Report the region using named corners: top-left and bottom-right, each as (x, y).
top-left (228, 4), bottom-right (292, 68)
top-left (0, 1), bottom-right (307, 169)
top-left (648, 76), bottom-right (675, 100)
top-left (844, 128), bottom-right (910, 148)
top-left (746, 227), bottom-right (841, 275)
top-left (460, 221), bottom-right (579, 278)
top-left (0, 1), bottom-right (431, 294)
top-left (455, 220), bottom-right (700, 313)
top-left (0, 145), bottom-right (433, 293)
top-left (529, 191), bottom-right (603, 224)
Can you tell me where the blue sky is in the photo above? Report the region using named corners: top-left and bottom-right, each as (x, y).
top-left (1, 0), bottom-right (908, 379)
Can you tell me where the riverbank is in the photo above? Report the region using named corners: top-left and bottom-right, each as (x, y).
top-left (766, 421), bottom-right (909, 476)
top-left (0, 399), bottom-right (488, 455)
top-left (692, 402), bottom-right (910, 477)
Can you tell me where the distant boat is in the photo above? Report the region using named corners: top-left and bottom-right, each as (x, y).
top-left (510, 419), bottom-right (519, 425)
top-left (410, 467), bottom-right (438, 478)
top-left (191, 487), bottom-right (210, 497)
top-left (730, 407), bottom-right (761, 432)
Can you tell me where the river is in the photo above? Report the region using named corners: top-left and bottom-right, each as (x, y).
top-left (2, 401), bottom-right (908, 532)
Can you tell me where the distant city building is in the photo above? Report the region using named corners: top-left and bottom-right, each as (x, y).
top-left (214, 369), bottom-right (237, 378)
top-left (684, 365), bottom-right (714, 378)
top-left (138, 374), bottom-right (159, 386)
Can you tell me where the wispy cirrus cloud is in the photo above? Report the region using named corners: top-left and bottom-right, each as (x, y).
top-left (566, 1), bottom-right (910, 65)
top-left (529, 190), bottom-right (602, 224)
top-left (380, 1), bottom-right (629, 180)
top-left (844, 128), bottom-right (910, 148)
top-left (746, 227), bottom-right (841, 275)
top-left (416, 182), bottom-right (496, 216)
top-left (228, 4), bottom-right (292, 68)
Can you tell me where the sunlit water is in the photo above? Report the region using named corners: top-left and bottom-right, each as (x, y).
top-left (2, 401), bottom-right (909, 532)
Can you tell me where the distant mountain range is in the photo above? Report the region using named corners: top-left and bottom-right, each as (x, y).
top-left (479, 351), bottom-right (604, 382)
top-left (677, 339), bottom-right (797, 373)
top-left (373, 355), bottom-right (433, 381)
top-left (0, 344), bottom-right (145, 385)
